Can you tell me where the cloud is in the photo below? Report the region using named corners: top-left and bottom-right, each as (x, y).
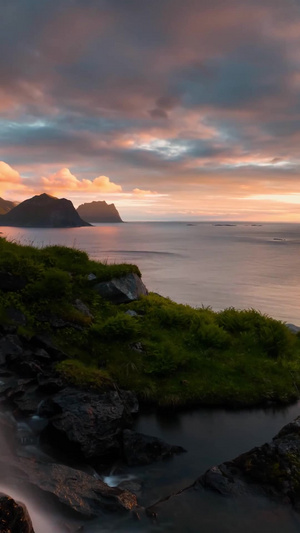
top-left (0, 161), bottom-right (22, 184)
top-left (41, 168), bottom-right (122, 194)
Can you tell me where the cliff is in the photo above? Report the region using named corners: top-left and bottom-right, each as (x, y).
top-left (0, 193), bottom-right (91, 227)
top-left (77, 200), bottom-right (123, 223)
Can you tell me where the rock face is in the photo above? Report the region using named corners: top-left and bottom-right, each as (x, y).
top-left (93, 273), bottom-right (148, 304)
top-left (40, 388), bottom-right (138, 460)
top-left (0, 193), bottom-right (91, 228)
top-left (0, 197), bottom-right (17, 215)
top-left (3, 458), bottom-right (138, 518)
top-left (122, 429), bottom-right (186, 466)
top-left (198, 415), bottom-right (300, 508)
top-left (0, 493), bottom-right (35, 533)
top-left (77, 200), bottom-right (123, 223)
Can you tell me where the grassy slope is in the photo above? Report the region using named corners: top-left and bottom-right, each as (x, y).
top-left (1, 236), bottom-right (300, 408)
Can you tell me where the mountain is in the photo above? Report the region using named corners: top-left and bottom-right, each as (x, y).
top-left (0, 193), bottom-right (91, 228)
top-left (77, 201), bottom-right (123, 223)
top-left (0, 197), bottom-right (17, 215)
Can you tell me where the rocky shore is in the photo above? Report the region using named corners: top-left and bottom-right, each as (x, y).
top-left (0, 321), bottom-right (185, 528)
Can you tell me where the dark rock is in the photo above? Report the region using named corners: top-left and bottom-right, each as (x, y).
top-left (77, 200), bottom-right (123, 223)
top-left (4, 457), bottom-right (138, 518)
top-left (93, 273), bottom-right (148, 304)
top-left (0, 272), bottom-right (28, 292)
top-left (122, 429), bottom-right (186, 466)
top-left (73, 299), bottom-right (93, 318)
top-left (0, 193), bottom-right (91, 228)
top-left (40, 388), bottom-right (137, 460)
top-left (197, 414), bottom-right (300, 509)
top-left (0, 335), bottom-right (23, 362)
top-left (0, 492), bottom-right (35, 532)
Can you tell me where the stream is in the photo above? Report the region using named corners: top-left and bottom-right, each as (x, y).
top-left (2, 402), bottom-right (300, 532)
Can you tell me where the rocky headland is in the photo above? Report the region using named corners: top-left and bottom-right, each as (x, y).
top-left (77, 200), bottom-right (123, 223)
top-left (0, 193), bottom-right (91, 228)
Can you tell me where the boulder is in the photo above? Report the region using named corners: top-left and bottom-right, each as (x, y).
top-left (0, 492), bottom-right (35, 533)
top-left (40, 388), bottom-right (138, 460)
top-left (93, 273), bottom-right (148, 304)
top-left (122, 429), bottom-right (186, 466)
top-left (198, 414), bottom-right (300, 508)
top-left (1, 457), bottom-right (138, 518)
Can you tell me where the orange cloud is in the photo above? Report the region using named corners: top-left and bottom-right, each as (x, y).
top-left (0, 161), bottom-right (22, 184)
top-left (41, 168), bottom-right (122, 194)
top-left (132, 188), bottom-right (159, 196)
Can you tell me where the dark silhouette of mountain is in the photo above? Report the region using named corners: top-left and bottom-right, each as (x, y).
top-left (77, 201), bottom-right (123, 223)
top-left (0, 193), bottom-right (91, 227)
top-left (0, 197), bottom-right (17, 215)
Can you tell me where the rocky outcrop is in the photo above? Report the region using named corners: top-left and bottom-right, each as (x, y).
top-left (0, 193), bottom-right (91, 228)
top-left (2, 457), bottom-right (138, 518)
top-left (93, 272), bottom-right (148, 304)
top-left (198, 416), bottom-right (300, 507)
top-left (77, 201), bottom-right (123, 223)
top-left (0, 493), bottom-right (35, 533)
top-left (122, 429), bottom-right (186, 466)
top-left (40, 388), bottom-right (138, 460)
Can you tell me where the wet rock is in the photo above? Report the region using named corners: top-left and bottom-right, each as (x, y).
top-left (4, 457), bottom-right (138, 518)
top-left (0, 492), bottom-right (35, 532)
top-left (93, 273), bottom-right (148, 304)
top-left (40, 388), bottom-right (138, 460)
top-left (197, 414), bottom-right (300, 508)
top-left (122, 429), bottom-right (186, 466)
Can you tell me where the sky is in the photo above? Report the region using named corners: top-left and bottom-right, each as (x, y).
top-left (1, 0), bottom-right (300, 221)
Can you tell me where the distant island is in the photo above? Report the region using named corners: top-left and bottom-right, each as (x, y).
top-left (0, 197), bottom-right (17, 215)
top-left (77, 200), bottom-right (123, 223)
top-left (0, 193), bottom-right (91, 228)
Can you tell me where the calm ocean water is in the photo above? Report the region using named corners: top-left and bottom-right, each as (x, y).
top-left (2, 221), bottom-right (300, 325)
top-left (1, 221), bottom-right (300, 531)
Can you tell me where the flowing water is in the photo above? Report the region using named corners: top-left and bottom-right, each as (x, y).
top-left (1, 221), bottom-right (300, 530)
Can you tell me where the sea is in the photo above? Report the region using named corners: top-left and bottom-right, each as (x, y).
top-left (1, 221), bottom-right (300, 324)
top-left (1, 221), bottom-right (300, 532)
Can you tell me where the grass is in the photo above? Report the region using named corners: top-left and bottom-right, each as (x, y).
top-left (1, 236), bottom-right (300, 407)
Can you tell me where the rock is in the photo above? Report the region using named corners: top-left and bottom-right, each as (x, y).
top-left (197, 414), bottom-right (300, 508)
top-left (0, 492), bottom-right (35, 532)
top-left (125, 310), bottom-right (139, 317)
top-left (6, 307), bottom-right (27, 326)
top-left (0, 193), bottom-right (91, 228)
top-left (77, 200), bottom-right (123, 223)
top-left (2, 457), bottom-right (138, 518)
top-left (40, 388), bottom-right (138, 460)
top-left (0, 335), bottom-right (23, 362)
top-left (74, 299), bottom-right (93, 318)
top-left (122, 429), bottom-right (186, 466)
top-left (93, 273), bottom-right (148, 304)
top-left (87, 273), bottom-right (97, 281)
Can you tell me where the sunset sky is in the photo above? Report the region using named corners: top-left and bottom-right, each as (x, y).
top-left (1, 0), bottom-right (300, 221)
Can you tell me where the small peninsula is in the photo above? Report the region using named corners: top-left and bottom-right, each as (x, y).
top-left (0, 193), bottom-right (91, 228)
top-left (77, 200), bottom-right (123, 223)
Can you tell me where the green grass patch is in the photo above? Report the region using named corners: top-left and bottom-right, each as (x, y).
top-left (1, 236), bottom-right (300, 408)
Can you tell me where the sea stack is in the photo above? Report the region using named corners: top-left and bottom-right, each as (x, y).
top-left (77, 200), bottom-right (123, 223)
top-left (0, 193), bottom-right (91, 228)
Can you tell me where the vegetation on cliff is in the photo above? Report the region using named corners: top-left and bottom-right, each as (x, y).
top-left (1, 236), bottom-right (300, 407)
